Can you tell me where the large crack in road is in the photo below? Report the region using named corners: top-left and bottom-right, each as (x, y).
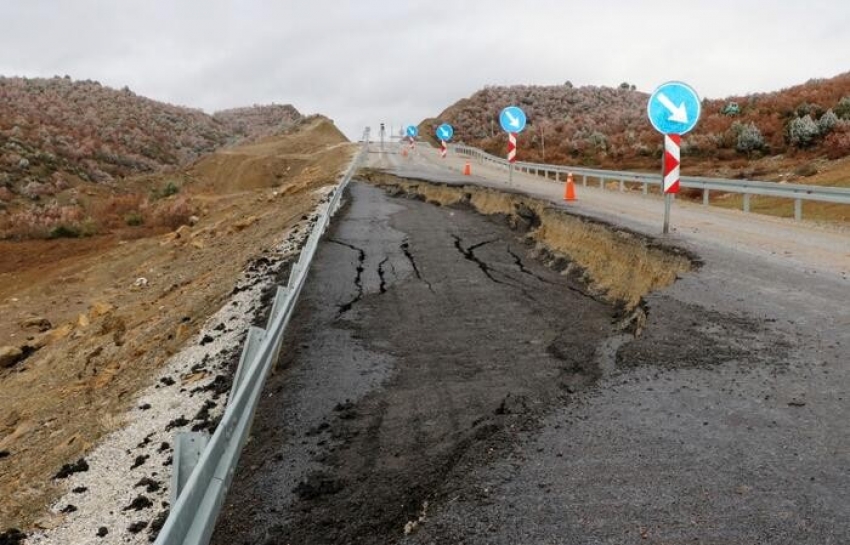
top-left (328, 239), bottom-right (366, 315)
top-left (211, 180), bottom-right (849, 545)
top-left (211, 181), bottom-right (620, 544)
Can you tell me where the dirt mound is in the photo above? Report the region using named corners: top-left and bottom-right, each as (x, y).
top-left (189, 117), bottom-right (349, 194)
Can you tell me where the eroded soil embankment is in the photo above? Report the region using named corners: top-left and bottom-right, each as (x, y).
top-left (361, 170), bottom-right (699, 313)
top-left (0, 118), bottom-right (353, 534)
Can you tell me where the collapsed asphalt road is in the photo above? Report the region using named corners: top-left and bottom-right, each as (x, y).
top-left (211, 180), bottom-right (849, 545)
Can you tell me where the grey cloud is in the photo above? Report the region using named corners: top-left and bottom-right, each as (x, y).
top-left (1, 1), bottom-right (848, 138)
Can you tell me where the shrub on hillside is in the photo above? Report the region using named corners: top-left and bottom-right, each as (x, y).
top-left (124, 212), bottom-right (144, 226)
top-left (824, 123), bottom-right (850, 159)
top-left (161, 180), bottom-right (180, 198)
top-left (794, 163), bottom-right (819, 177)
top-left (787, 115), bottom-right (820, 148)
top-left (722, 102), bottom-right (740, 116)
top-left (735, 122), bottom-right (765, 153)
top-left (795, 102), bottom-right (825, 119)
top-left (49, 224), bottom-right (80, 238)
top-left (834, 96), bottom-right (850, 119)
top-left (151, 196), bottom-right (196, 230)
top-left (0, 202), bottom-right (88, 239)
top-left (818, 110), bottom-right (839, 134)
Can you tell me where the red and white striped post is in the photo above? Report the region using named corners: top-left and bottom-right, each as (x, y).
top-left (507, 132), bottom-right (517, 184)
top-left (440, 140), bottom-right (447, 159)
top-left (662, 134), bottom-right (681, 234)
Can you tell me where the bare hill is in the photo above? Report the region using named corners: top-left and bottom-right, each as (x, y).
top-left (423, 73), bottom-right (850, 178)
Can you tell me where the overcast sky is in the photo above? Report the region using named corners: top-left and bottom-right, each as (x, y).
top-left (1, 1), bottom-right (848, 139)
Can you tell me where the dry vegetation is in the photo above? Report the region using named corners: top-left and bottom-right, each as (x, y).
top-left (0, 116), bottom-right (353, 531)
top-left (421, 72), bottom-right (850, 181)
top-left (213, 104), bottom-right (302, 140)
top-left (0, 76), bottom-right (304, 241)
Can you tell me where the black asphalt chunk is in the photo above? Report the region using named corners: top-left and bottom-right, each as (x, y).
top-left (54, 458), bottom-right (89, 479)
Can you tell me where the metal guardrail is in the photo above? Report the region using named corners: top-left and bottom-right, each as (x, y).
top-left (451, 144), bottom-right (850, 221)
top-left (153, 129), bottom-right (369, 545)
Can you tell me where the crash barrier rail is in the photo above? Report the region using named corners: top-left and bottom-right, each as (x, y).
top-left (153, 129), bottom-right (369, 545)
top-left (451, 144), bottom-right (850, 221)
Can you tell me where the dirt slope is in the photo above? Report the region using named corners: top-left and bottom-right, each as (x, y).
top-left (190, 116), bottom-right (349, 193)
top-left (0, 116), bottom-right (352, 531)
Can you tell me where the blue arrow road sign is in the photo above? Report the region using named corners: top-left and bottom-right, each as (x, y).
top-left (647, 81), bottom-right (701, 135)
top-left (436, 123), bottom-right (454, 141)
top-left (405, 125), bottom-right (419, 138)
top-left (499, 106), bottom-right (527, 133)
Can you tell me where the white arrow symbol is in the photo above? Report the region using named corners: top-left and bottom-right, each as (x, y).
top-left (440, 128), bottom-right (448, 138)
top-left (657, 93), bottom-right (688, 123)
top-left (505, 109), bottom-right (521, 128)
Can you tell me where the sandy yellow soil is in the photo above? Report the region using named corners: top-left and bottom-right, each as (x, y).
top-left (0, 117), bottom-right (353, 530)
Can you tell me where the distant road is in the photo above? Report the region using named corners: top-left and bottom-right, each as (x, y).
top-left (212, 143), bottom-right (849, 544)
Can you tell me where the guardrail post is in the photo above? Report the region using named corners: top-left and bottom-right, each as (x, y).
top-left (743, 193), bottom-right (751, 213)
top-left (171, 432), bottom-right (211, 506)
top-left (619, 179), bottom-right (625, 192)
top-left (794, 198), bottom-right (802, 221)
top-left (599, 177), bottom-right (605, 189)
top-left (287, 263), bottom-right (301, 287)
top-left (582, 175), bottom-right (587, 187)
top-left (703, 188), bottom-right (709, 206)
top-left (232, 326), bottom-right (267, 395)
top-left (267, 286), bottom-right (293, 328)
top-left (642, 182), bottom-right (648, 195)
top-left (555, 172), bottom-right (559, 183)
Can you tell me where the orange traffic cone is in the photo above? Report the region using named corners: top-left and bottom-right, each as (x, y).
top-left (564, 172), bottom-right (576, 201)
top-left (463, 161), bottom-right (471, 176)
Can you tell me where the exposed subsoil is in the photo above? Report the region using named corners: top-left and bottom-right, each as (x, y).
top-left (0, 118), bottom-right (353, 534)
top-left (206, 180), bottom-right (799, 545)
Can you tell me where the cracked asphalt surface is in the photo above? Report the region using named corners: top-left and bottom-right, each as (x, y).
top-left (212, 178), bottom-right (850, 545)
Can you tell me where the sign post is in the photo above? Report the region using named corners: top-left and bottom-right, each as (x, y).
top-left (647, 81), bottom-right (701, 234)
top-left (499, 106), bottom-right (527, 185)
top-left (507, 133), bottom-right (517, 183)
top-left (662, 134), bottom-right (681, 233)
top-left (405, 125), bottom-right (418, 153)
top-left (436, 123), bottom-right (453, 159)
